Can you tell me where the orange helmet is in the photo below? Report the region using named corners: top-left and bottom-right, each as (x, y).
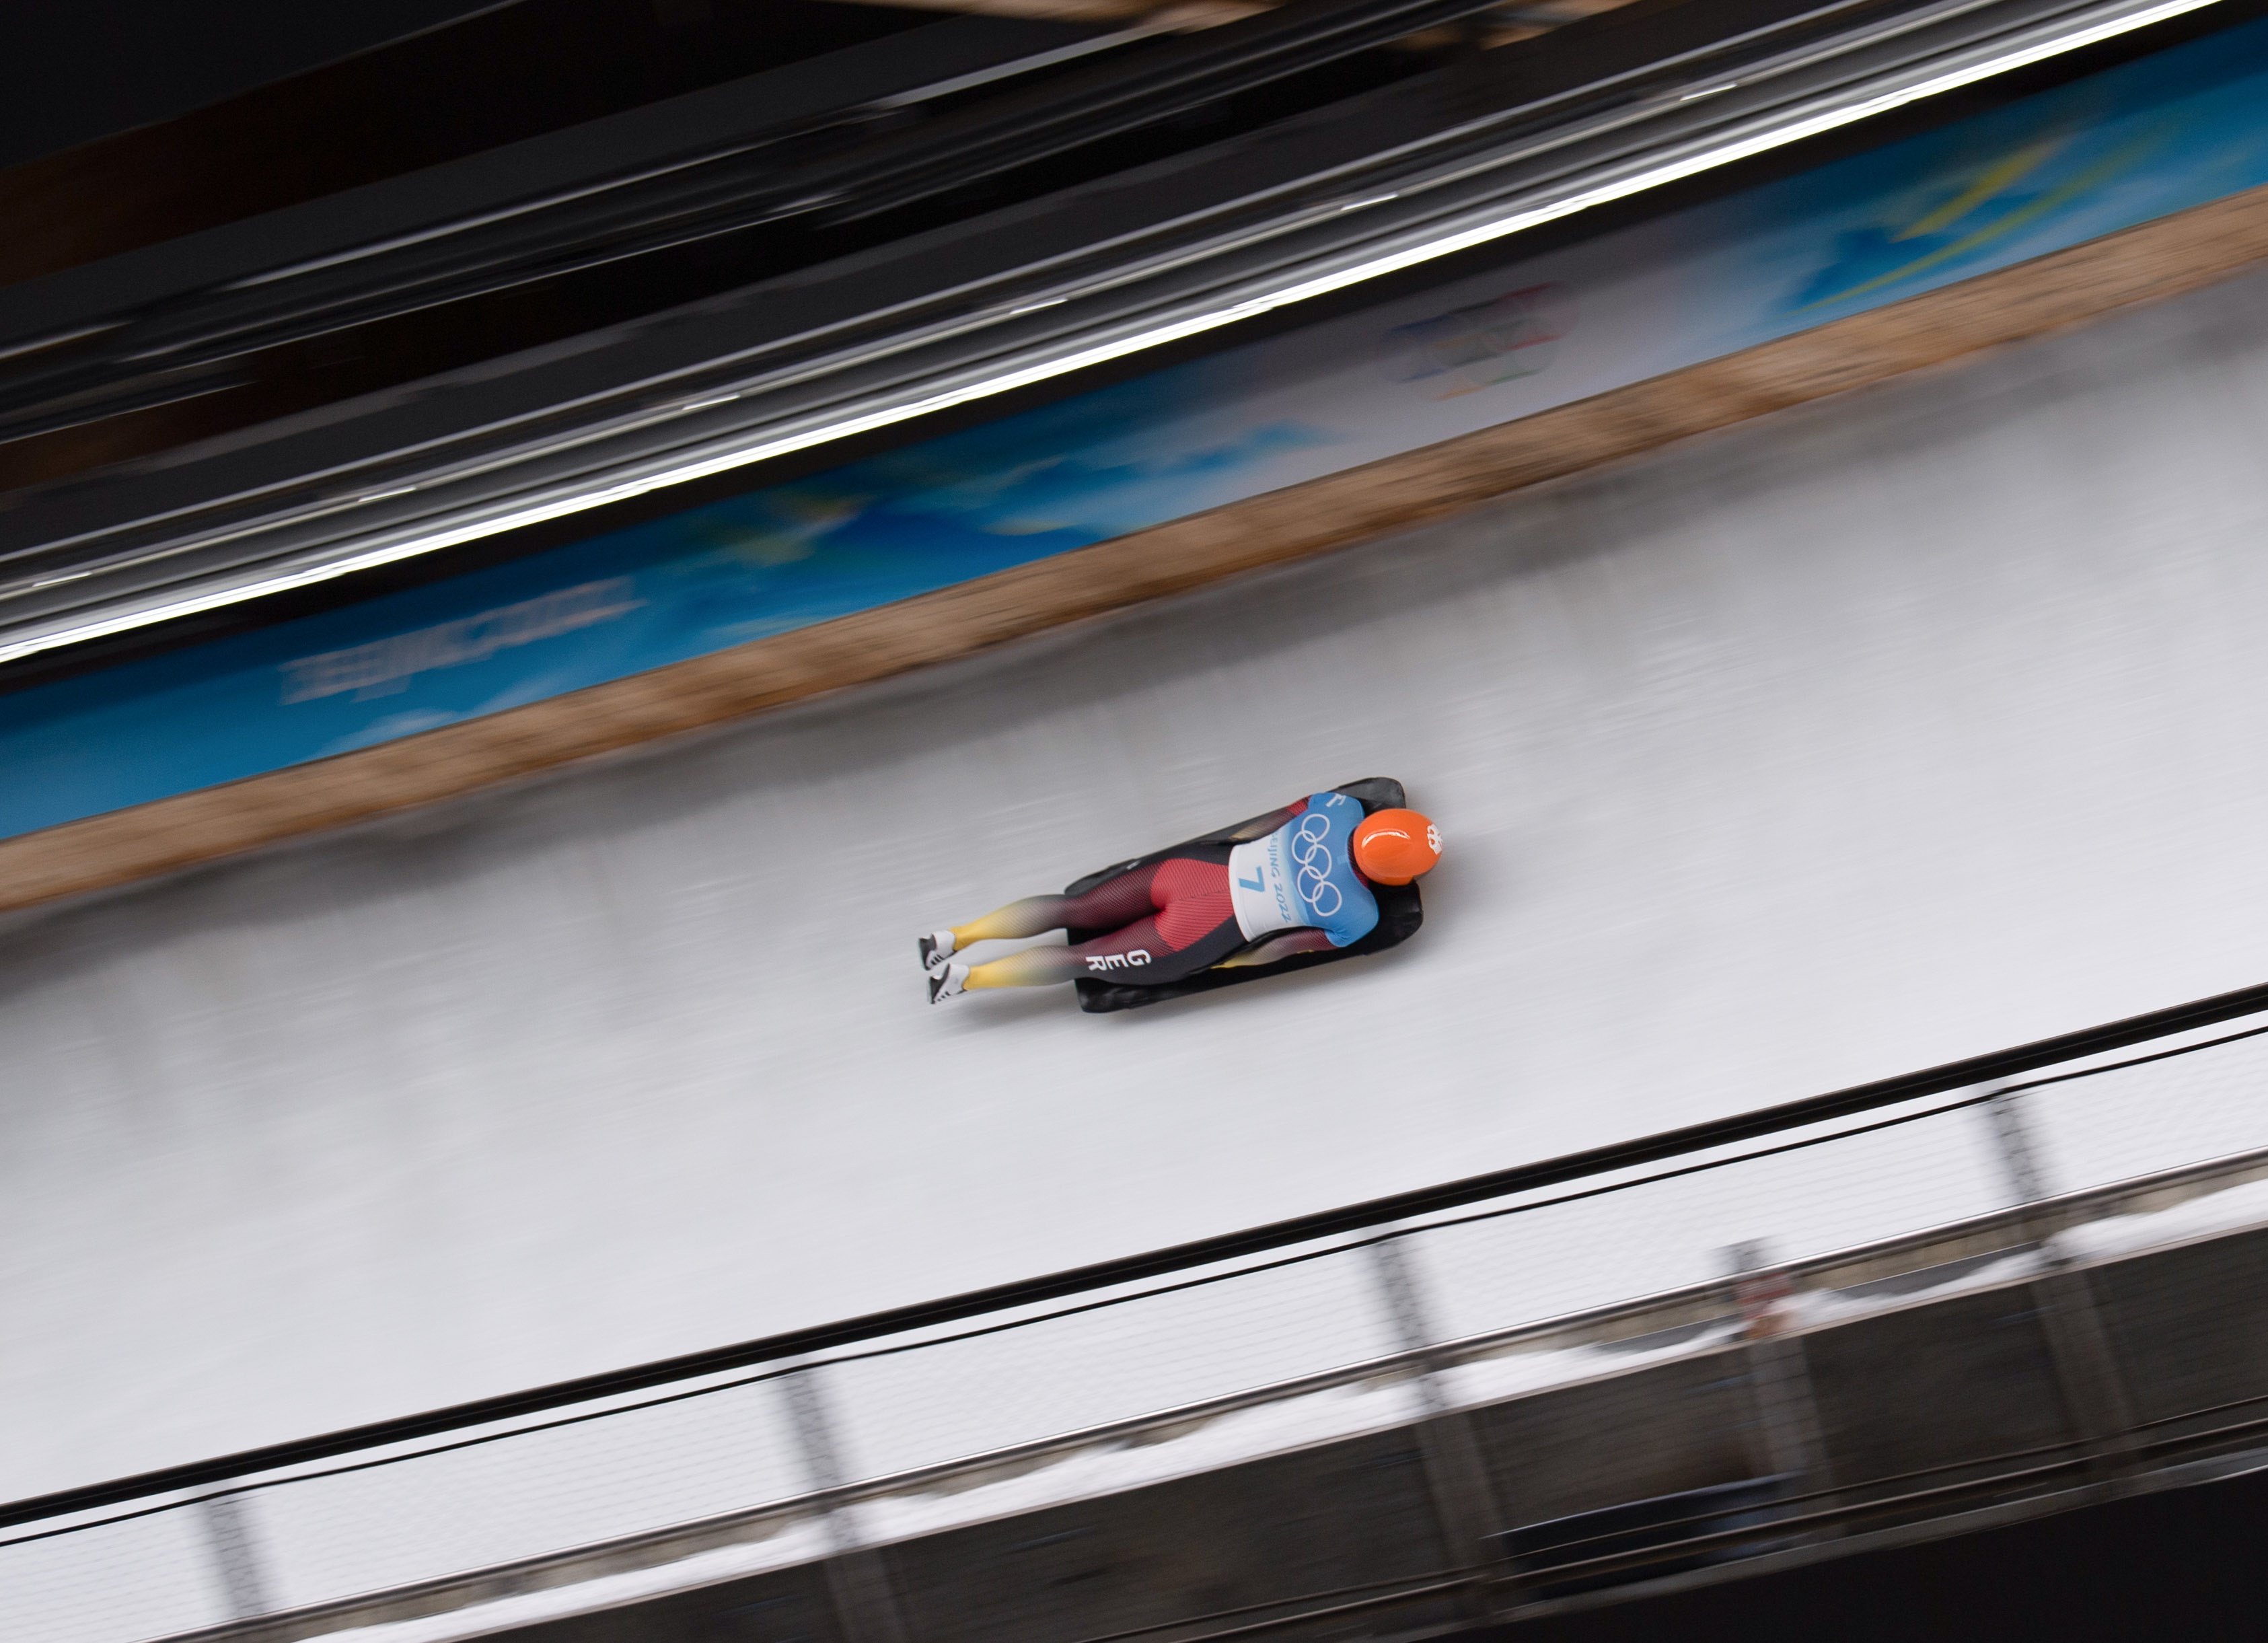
top-left (1352, 809), bottom-right (1440, 885)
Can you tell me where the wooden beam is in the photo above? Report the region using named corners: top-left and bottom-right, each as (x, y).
top-left (7, 180), bottom-right (2268, 917)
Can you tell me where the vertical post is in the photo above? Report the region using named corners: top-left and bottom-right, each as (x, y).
top-left (1981, 1087), bottom-right (2138, 1476)
top-left (1364, 1236), bottom-right (1506, 1617)
top-left (1716, 1241), bottom-right (1833, 1511)
top-left (1985, 1084), bottom-right (2053, 1232)
top-left (1720, 1240), bottom-right (1794, 1339)
top-left (780, 1365), bottom-right (909, 1643)
top-left (1369, 1237), bottom-right (1447, 1418)
top-left (197, 1492), bottom-right (271, 1622)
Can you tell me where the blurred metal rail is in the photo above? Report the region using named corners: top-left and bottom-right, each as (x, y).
top-left (0, 0), bottom-right (2228, 665)
top-left (9, 980), bottom-right (2263, 1533)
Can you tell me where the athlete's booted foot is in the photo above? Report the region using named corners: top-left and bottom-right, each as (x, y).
top-left (918, 931), bottom-right (957, 977)
top-left (928, 963), bottom-right (969, 1004)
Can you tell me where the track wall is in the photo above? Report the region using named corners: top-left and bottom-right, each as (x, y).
top-left (7, 262), bottom-right (2268, 1500)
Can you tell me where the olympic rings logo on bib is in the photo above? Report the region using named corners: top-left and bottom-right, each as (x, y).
top-left (1291, 814), bottom-right (1342, 917)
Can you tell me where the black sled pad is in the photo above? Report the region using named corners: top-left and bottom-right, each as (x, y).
top-left (1067, 778), bottom-right (1423, 1013)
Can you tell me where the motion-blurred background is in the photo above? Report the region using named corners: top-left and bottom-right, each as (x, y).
top-left (7, 0), bottom-right (2268, 1638)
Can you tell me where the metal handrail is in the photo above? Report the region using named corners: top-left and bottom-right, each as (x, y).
top-left (162, 1135), bottom-right (2268, 1640)
top-left (9, 989), bottom-right (2259, 1543)
top-left (7, 978), bottom-right (2266, 1533)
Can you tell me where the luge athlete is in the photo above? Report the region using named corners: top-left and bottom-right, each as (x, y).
top-left (920, 792), bottom-right (1440, 1002)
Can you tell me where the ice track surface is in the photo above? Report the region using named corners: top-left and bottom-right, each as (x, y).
top-left (9, 266), bottom-right (2268, 1498)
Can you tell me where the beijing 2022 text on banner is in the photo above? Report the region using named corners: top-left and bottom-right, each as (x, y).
top-left (7, 17), bottom-right (2268, 841)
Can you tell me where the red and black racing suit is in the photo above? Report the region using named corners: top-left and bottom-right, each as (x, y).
top-left (974, 842), bottom-right (1246, 987)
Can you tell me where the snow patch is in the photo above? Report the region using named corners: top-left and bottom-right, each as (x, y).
top-left (2051, 1176), bottom-right (2268, 1262)
top-left (311, 1520), bottom-right (832, 1643)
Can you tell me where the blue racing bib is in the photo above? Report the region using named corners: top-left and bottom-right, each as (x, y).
top-left (1226, 791), bottom-right (1379, 947)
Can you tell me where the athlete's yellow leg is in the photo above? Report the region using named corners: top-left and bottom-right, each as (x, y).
top-left (950, 897), bottom-right (1077, 948)
top-left (963, 945), bottom-right (1085, 990)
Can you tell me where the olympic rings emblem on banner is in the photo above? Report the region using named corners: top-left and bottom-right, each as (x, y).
top-left (1291, 814), bottom-right (1342, 917)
